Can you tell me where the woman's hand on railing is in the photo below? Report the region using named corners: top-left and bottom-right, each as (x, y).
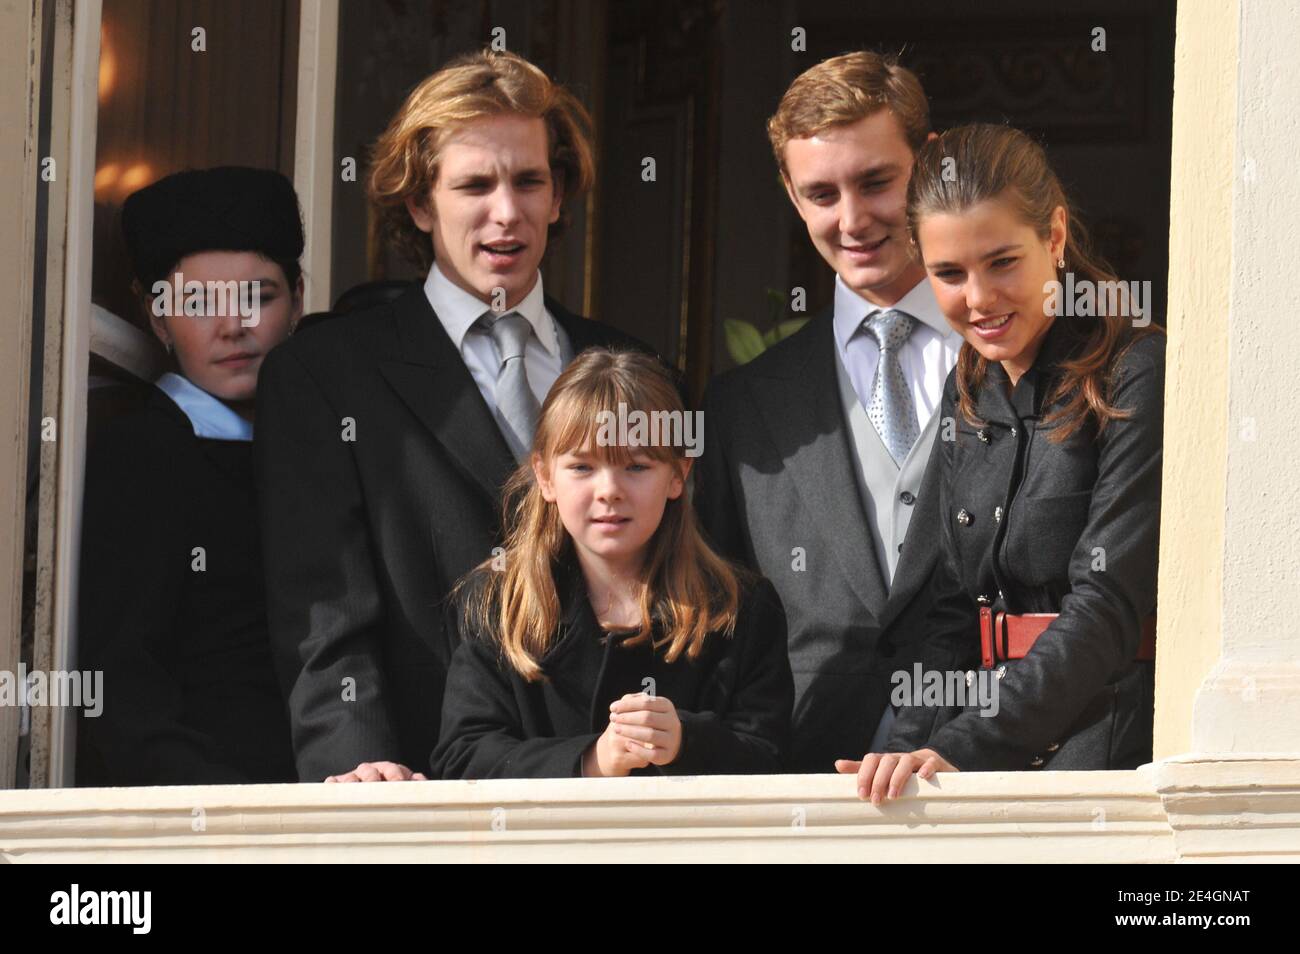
top-left (834, 749), bottom-right (958, 804)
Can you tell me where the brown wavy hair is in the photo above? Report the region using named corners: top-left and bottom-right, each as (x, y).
top-left (906, 123), bottom-right (1164, 442)
top-left (767, 50), bottom-right (931, 177)
top-left (366, 49), bottom-right (595, 271)
top-left (455, 348), bottom-right (745, 682)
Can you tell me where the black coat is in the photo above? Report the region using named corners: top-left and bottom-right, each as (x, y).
top-left (77, 387), bottom-right (296, 785)
top-left (254, 285), bottom-right (651, 781)
top-left (694, 310), bottom-right (943, 772)
top-left (885, 320), bottom-right (1166, 771)
top-left (432, 553), bottom-right (794, 778)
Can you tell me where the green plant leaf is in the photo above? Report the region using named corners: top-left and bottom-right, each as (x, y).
top-left (724, 319), bottom-right (767, 365)
top-left (763, 318), bottom-right (809, 346)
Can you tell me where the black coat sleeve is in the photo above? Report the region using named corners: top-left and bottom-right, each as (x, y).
top-left (254, 344), bottom-right (401, 781)
top-left (666, 577), bottom-right (794, 775)
top-left (922, 337), bottom-right (1166, 771)
top-left (431, 636), bottom-right (599, 779)
top-left (78, 426), bottom-right (248, 784)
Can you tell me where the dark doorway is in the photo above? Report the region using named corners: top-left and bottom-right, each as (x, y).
top-left (330, 0), bottom-right (1176, 402)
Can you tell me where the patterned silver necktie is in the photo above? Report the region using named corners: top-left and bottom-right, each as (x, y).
top-left (482, 311), bottom-right (540, 460)
top-left (864, 308), bottom-right (920, 466)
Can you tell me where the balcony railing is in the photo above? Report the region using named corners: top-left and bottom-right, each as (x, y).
top-left (2, 756), bottom-right (1296, 862)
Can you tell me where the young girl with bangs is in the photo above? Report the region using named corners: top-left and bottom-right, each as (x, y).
top-left (432, 349), bottom-right (793, 779)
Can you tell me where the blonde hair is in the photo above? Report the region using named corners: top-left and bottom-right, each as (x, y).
top-left (455, 348), bottom-right (745, 682)
top-left (767, 50), bottom-right (930, 178)
top-left (906, 123), bottom-right (1164, 442)
top-left (367, 49), bottom-right (595, 270)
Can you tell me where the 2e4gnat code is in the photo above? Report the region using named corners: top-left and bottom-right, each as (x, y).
top-left (1119, 890), bottom-right (1251, 905)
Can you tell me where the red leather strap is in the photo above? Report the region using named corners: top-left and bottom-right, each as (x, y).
top-left (1000, 612), bottom-right (1057, 660)
top-left (979, 610), bottom-right (1157, 666)
top-left (979, 607), bottom-right (995, 669)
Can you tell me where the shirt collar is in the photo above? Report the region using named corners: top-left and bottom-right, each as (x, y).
top-left (423, 263), bottom-right (557, 355)
top-left (154, 372), bottom-right (253, 441)
top-left (832, 274), bottom-right (957, 353)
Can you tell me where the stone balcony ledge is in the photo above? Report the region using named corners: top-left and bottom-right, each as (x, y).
top-left (3, 755), bottom-right (1296, 862)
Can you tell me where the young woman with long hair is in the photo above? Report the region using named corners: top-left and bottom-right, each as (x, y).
top-left (840, 124), bottom-right (1166, 800)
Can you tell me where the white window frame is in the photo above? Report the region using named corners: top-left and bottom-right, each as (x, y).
top-left (22, 0), bottom-right (338, 788)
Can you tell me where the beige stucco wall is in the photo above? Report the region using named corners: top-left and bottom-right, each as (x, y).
top-left (1152, 0), bottom-right (1237, 759)
top-left (1189, 0), bottom-right (1300, 754)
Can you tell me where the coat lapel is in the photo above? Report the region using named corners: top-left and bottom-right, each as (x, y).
top-left (149, 388), bottom-right (254, 502)
top-left (378, 286), bottom-right (518, 505)
top-left (548, 297), bottom-right (602, 352)
top-left (977, 317), bottom-right (1083, 426)
top-left (748, 310), bottom-right (889, 618)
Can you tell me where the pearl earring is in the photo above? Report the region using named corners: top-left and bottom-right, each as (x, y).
top-left (1057, 256), bottom-right (1065, 269)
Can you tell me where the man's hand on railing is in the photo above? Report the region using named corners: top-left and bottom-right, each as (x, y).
top-left (323, 761), bottom-right (428, 782)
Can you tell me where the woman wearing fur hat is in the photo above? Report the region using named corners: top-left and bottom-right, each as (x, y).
top-left (76, 166), bottom-right (303, 785)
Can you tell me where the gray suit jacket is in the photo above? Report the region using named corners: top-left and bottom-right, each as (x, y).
top-left (695, 308), bottom-right (942, 772)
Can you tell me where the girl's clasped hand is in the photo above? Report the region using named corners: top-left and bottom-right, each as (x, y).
top-left (584, 692), bottom-right (683, 776)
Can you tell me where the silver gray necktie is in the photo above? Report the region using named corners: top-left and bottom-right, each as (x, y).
top-left (864, 308), bottom-right (920, 466)
top-left (482, 311), bottom-right (540, 460)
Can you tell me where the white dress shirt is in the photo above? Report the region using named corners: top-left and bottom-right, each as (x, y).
top-left (155, 372), bottom-right (253, 441)
top-left (832, 276), bottom-right (960, 754)
top-left (831, 274), bottom-right (962, 434)
top-left (423, 263), bottom-right (565, 414)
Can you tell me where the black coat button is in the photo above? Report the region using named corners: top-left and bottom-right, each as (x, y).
top-left (899, 491), bottom-right (915, 505)
top-left (976, 429), bottom-right (990, 443)
top-left (957, 508), bottom-right (972, 526)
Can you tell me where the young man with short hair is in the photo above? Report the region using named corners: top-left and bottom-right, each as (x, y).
top-left (256, 50), bottom-right (649, 782)
top-left (696, 51), bottom-right (961, 772)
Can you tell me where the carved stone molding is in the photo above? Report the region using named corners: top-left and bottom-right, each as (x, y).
top-left (1153, 756), bottom-right (1300, 863)
top-left (5, 757), bottom-right (1296, 861)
